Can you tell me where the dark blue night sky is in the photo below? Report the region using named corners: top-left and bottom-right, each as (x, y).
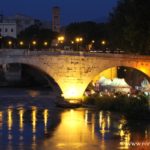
top-left (0, 0), bottom-right (118, 25)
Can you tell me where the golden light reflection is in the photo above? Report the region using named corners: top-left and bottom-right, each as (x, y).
top-left (118, 117), bottom-right (131, 149)
top-left (32, 134), bottom-right (37, 150)
top-left (99, 112), bottom-right (110, 137)
top-left (43, 109), bottom-right (49, 134)
top-left (59, 110), bottom-right (85, 134)
top-left (84, 110), bottom-right (88, 124)
top-left (120, 131), bottom-right (131, 149)
top-left (91, 114), bottom-right (95, 140)
top-left (99, 112), bottom-right (103, 128)
top-left (107, 115), bottom-right (110, 129)
top-left (32, 107), bottom-right (37, 133)
top-left (0, 111), bottom-right (3, 129)
top-left (101, 119), bottom-right (106, 136)
top-left (8, 108), bottom-right (13, 131)
top-left (19, 108), bottom-right (24, 132)
top-left (51, 109), bottom-right (97, 145)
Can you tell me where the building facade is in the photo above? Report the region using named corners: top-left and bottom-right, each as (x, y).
top-left (0, 23), bottom-right (17, 38)
top-left (0, 14), bottom-right (36, 38)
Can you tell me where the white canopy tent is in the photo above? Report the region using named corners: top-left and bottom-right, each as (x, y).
top-left (99, 77), bottom-right (131, 93)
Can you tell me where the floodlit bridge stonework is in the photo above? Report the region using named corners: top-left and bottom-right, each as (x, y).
top-left (0, 50), bottom-right (150, 101)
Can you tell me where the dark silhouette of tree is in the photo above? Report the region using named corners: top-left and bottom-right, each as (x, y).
top-left (65, 21), bottom-right (109, 49)
top-left (18, 25), bottom-right (57, 49)
top-left (109, 0), bottom-right (150, 54)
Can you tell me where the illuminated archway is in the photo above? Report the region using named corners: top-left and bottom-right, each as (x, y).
top-left (84, 66), bottom-right (150, 97)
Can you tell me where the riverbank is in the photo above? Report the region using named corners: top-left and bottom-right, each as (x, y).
top-left (0, 87), bottom-right (61, 109)
top-left (83, 94), bottom-right (150, 120)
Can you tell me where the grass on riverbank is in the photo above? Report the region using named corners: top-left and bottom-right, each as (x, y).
top-left (83, 94), bottom-right (150, 120)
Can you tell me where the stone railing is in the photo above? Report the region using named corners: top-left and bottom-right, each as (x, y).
top-left (0, 49), bottom-right (150, 60)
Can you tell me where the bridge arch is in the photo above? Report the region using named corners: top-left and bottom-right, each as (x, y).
top-left (0, 59), bottom-right (63, 96)
top-left (84, 63), bottom-right (150, 98)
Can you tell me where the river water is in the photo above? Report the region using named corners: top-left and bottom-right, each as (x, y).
top-left (0, 88), bottom-right (150, 150)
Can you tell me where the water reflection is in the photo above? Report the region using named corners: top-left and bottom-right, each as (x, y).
top-left (0, 111), bottom-right (3, 129)
top-left (0, 105), bottom-right (149, 150)
top-left (7, 108), bottom-right (13, 131)
top-left (19, 107), bottom-right (24, 132)
top-left (32, 106), bottom-right (37, 133)
top-left (43, 109), bottom-right (49, 134)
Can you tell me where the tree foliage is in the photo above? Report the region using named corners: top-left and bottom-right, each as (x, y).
top-left (18, 25), bottom-right (57, 48)
top-left (109, 0), bottom-right (150, 54)
top-left (65, 21), bottom-right (108, 47)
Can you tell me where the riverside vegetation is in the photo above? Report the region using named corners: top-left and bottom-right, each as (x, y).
top-left (83, 93), bottom-right (150, 120)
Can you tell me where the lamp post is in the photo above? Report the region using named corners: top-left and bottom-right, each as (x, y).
top-left (75, 37), bottom-right (83, 51)
top-left (32, 40), bottom-right (37, 50)
top-left (8, 40), bottom-right (12, 48)
top-left (19, 41), bottom-right (24, 48)
top-left (101, 40), bottom-right (106, 52)
top-left (44, 41), bottom-right (48, 46)
top-left (57, 36), bottom-right (65, 49)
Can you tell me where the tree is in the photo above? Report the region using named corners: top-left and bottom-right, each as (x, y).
top-left (109, 0), bottom-right (150, 54)
top-left (18, 25), bottom-right (57, 49)
top-left (65, 21), bottom-right (109, 49)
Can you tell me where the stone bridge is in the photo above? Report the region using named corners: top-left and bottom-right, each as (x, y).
top-left (0, 49), bottom-right (150, 101)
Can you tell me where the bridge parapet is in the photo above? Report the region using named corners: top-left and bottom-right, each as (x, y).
top-left (0, 49), bottom-right (150, 60)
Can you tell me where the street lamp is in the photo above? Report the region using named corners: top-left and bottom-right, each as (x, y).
top-left (32, 40), bottom-right (37, 46)
top-left (101, 40), bottom-right (107, 52)
top-left (57, 36), bottom-right (65, 49)
top-left (30, 40), bottom-right (37, 50)
top-left (101, 40), bottom-right (106, 45)
top-left (19, 41), bottom-right (24, 47)
top-left (58, 36), bottom-right (65, 43)
top-left (71, 41), bottom-right (74, 44)
top-left (75, 37), bottom-right (83, 50)
top-left (44, 41), bottom-right (48, 46)
top-left (8, 40), bottom-right (12, 48)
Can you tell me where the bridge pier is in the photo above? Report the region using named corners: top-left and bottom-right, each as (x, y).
top-left (59, 82), bottom-right (86, 103)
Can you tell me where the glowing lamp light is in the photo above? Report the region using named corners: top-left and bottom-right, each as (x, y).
top-left (92, 40), bottom-right (95, 43)
top-left (101, 40), bottom-right (106, 45)
top-left (8, 41), bottom-right (12, 46)
top-left (62, 85), bottom-right (84, 102)
top-left (58, 36), bottom-right (65, 43)
top-left (71, 41), bottom-right (74, 44)
top-left (75, 37), bottom-right (83, 43)
top-left (32, 40), bottom-right (37, 45)
top-left (44, 41), bottom-right (48, 46)
top-left (64, 88), bottom-right (78, 99)
top-left (19, 41), bottom-right (24, 46)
